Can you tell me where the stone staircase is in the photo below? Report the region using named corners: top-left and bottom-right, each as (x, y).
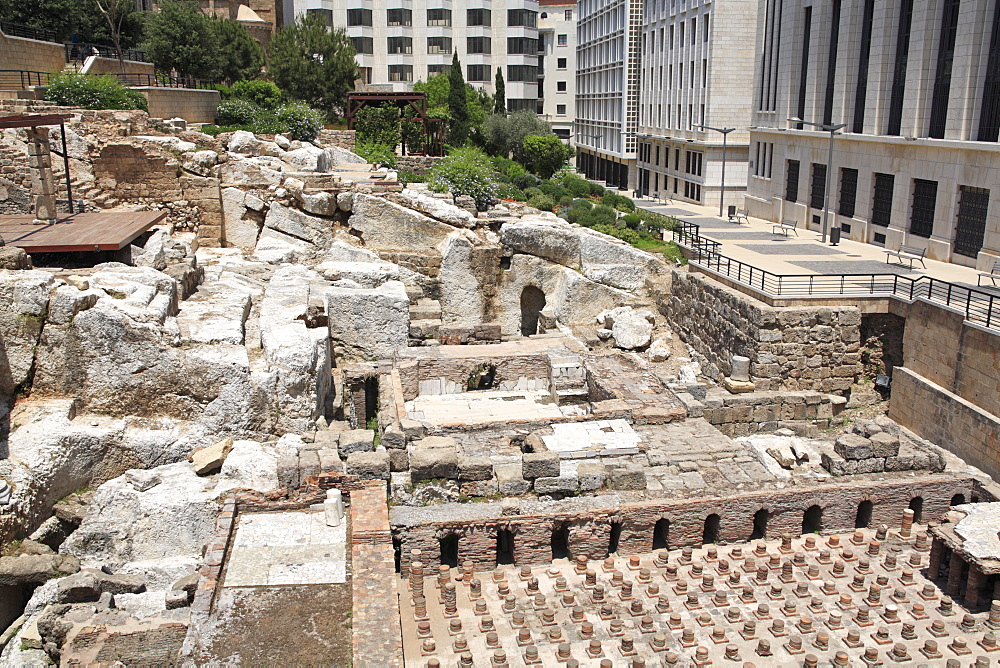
top-left (550, 355), bottom-right (589, 404)
top-left (408, 297), bottom-right (442, 343)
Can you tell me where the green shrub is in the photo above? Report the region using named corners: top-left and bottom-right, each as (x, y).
top-left (563, 207), bottom-right (584, 223)
top-left (571, 198), bottom-right (593, 210)
top-left (593, 223), bottom-right (639, 244)
top-left (558, 195), bottom-right (573, 208)
top-left (499, 183), bottom-right (526, 201)
top-left (274, 103), bottom-right (324, 141)
top-left (578, 205), bottom-right (618, 228)
top-left (523, 186), bottom-right (543, 199)
top-left (355, 141), bottom-right (398, 169)
top-left (229, 79), bottom-right (282, 109)
top-left (528, 194), bottom-right (555, 211)
top-left (512, 173), bottom-right (540, 190)
top-left (355, 104), bottom-right (400, 148)
top-left (428, 146), bottom-right (501, 210)
top-left (614, 197), bottom-right (635, 212)
top-left (217, 98), bottom-right (261, 126)
top-left (43, 73), bottom-right (148, 112)
top-left (621, 213), bottom-right (642, 229)
top-left (588, 181), bottom-right (607, 196)
top-left (492, 156), bottom-right (529, 179)
top-left (399, 170), bottom-right (429, 185)
top-left (539, 180), bottom-right (567, 200)
top-left (561, 175), bottom-right (592, 198)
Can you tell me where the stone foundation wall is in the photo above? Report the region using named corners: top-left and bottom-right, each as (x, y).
top-left (665, 271), bottom-right (863, 392)
top-left (685, 390), bottom-right (840, 437)
top-left (393, 475), bottom-right (982, 572)
top-left (397, 155), bottom-right (444, 174)
top-left (396, 355), bottom-right (553, 400)
top-left (889, 367), bottom-right (1000, 481)
top-left (318, 129), bottom-right (356, 151)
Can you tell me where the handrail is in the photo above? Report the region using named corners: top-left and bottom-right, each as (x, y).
top-left (0, 70), bottom-right (51, 90)
top-left (0, 70), bottom-right (216, 91)
top-left (64, 43), bottom-right (148, 64)
top-left (671, 221), bottom-right (1000, 331)
top-left (0, 21), bottom-right (57, 43)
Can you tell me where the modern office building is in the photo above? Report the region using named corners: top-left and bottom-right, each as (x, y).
top-left (291, 0), bottom-right (539, 107)
top-left (574, 0), bottom-right (643, 189)
top-left (745, 0), bottom-right (1000, 268)
top-left (635, 0), bottom-right (759, 209)
top-left (537, 0), bottom-right (577, 142)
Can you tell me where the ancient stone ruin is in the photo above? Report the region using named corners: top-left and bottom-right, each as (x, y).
top-left (1, 102), bottom-right (999, 666)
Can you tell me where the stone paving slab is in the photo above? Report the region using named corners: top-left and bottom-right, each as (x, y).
top-left (224, 511), bottom-right (347, 587)
top-left (736, 243), bottom-right (847, 256)
top-left (406, 390), bottom-right (565, 427)
top-left (789, 260), bottom-right (922, 275)
top-left (542, 419), bottom-right (642, 454)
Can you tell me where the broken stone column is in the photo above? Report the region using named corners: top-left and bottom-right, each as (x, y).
top-left (723, 355), bottom-right (755, 393)
top-left (26, 127), bottom-right (58, 224)
top-left (324, 488), bottom-right (345, 526)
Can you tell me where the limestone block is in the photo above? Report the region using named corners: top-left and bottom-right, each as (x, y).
top-left (263, 201), bottom-right (333, 248)
top-left (314, 260), bottom-right (399, 288)
top-left (391, 189), bottom-right (477, 228)
top-left (0, 270), bottom-right (54, 396)
top-left (0, 246), bottom-right (30, 270)
top-left (227, 130), bottom-right (259, 155)
top-left (501, 221), bottom-right (581, 267)
top-left (338, 429), bottom-right (375, 457)
top-left (253, 227), bottom-right (316, 264)
top-left (389, 449), bottom-right (409, 472)
top-left (457, 456), bottom-right (494, 481)
top-left (337, 191), bottom-right (354, 212)
top-left (221, 187), bottom-right (260, 251)
top-left (534, 476), bottom-right (579, 494)
top-left (325, 146), bottom-right (366, 165)
top-left (521, 452), bottom-right (561, 479)
top-left (282, 146), bottom-right (328, 172)
top-left (577, 462), bottom-right (607, 491)
top-left (348, 193), bottom-right (455, 252)
top-left (648, 339), bottom-right (672, 362)
top-left (297, 190), bottom-right (338, 216)
top-left (326, 279), bottom-right (409, 361)
top-left (869, 432), bottom-right (900, 458)
top-left (834, 434), bottom-right (873, 460)
top-left (346, 451), bottom-right (390, 480)
top-left (56, 568), bottom-right (147, 603)
top-left (609, 466), bottom-right (647, 490)
top-left (410, 437), bottom-right (459, 481)
top-left (496, 463), bottom-right (530, 496)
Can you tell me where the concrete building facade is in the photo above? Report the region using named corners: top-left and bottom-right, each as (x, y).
top-left (538, 0), bottom-right (577, 142)
top-left (635, 0), bottom-right (759, 210)
top-left (290, 0), bottom-right (539, 107)
top-left (574, 0), bottom-right (643, 189)
top-left (745, 0), bottom-right (1000, 269)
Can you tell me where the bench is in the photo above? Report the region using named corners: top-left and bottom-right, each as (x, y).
top-left (729, 208), bottom-right (750, 225)
top-left (772, 219), bottom-right (798, 236)
top-left (884, 245), bottom-right (927, 269)
top-left (978, 261), bottom-right (1000, 287)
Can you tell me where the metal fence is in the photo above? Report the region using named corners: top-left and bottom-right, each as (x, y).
top-left (64, 43), bottom-right (148, 65)
top-left (0, 21), bottom-right (57, 43)
top-left (0, 70), bottom-right (51, 90)
top-left (671, 222), bottom-right (999, 330)
top-left (0, 70), bottom-right (214, 92)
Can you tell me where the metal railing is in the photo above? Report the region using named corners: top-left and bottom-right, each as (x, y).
top-left (65, 43), bottom-right (148, 64)
top-left (0, 70), bottom-right (51, 90)
top-left (671, 221), bottom-right (1000, 331)
top-left (0, 21), bottom-right (57, 43)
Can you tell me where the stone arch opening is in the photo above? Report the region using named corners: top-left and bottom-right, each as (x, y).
top-left (439, 533), bottom-right (459, 568)
top-left (496, 528), bottom-right (515, 565)
top-left (520, 285), bottom-right (546, 337)
top-left (653, 518), bottom-right (670, 550)
top-left (802, 505), bottom-right (823, 534)
top-left (702, 514), bottom-right (721, 545)
top-left (551, 524), bottom-right (570, 561)
top-left (909, 497), bottom-right (924, 523)
top-left (392, 536), bottom-right (402, 573)
top-left (467, 363), bottom-right (497, 391)
top-left (608, 521), bottom-right (623, 554)
top-left (951, 493), bottom-right (966, 507)
top-left (750, 509), bottom-right (769, 540)
top-left (855, 500), bottom-right (874, 529)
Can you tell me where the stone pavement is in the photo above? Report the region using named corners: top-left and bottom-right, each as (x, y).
top-left (634, 197), bottom-right (994, 292)
top-left (399, 523), bottom-right (999, 667)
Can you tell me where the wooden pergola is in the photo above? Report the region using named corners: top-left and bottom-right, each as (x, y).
top-left (345, 91), bottom-right (445, 156)
top-left (0, 113), bottom-right (75, 214)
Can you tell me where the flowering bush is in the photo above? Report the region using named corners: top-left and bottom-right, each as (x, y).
top-left (428, 146), bottom-right (501, 210)
top-left (43, 73), bottom-right (148, 112)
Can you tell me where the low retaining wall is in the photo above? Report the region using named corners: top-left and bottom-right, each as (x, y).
top-left (392, 475), bottom-right (983, 572)
top-left (0, 31), bottom-right (65, 77)
top-left (683, 390), bottom-right (841, 437)
top-left (889, 367), bottom-right (1000, 481)
top-left (136, 87), bottom-right (220, 124)
top-left (397, 155), bottom-right (443, 174)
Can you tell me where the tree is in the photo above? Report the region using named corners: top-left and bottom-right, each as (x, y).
top-left (447, 52), bottom-right (469, 146)
top-left (354, 104), bottom-right (400, 148)
top-left (482, 110), bottom-right (552, 161)
top-left (211, 17), bottom-right (265, 82)
top-left (143, 0), bottom-right (220, 79)
top-left (522, 134), bottom-right (569, 179)
top-left (0, 0), bottom-right (141, 48)
top-left (268, 13), bottom-right (357, 120)
top-left (494, 67), bottom-right (506, 116)
top-left (92, 0), bottom-right (135, 72)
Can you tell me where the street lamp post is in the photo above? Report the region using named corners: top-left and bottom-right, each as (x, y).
top-left (694, 124), bottom-right (736, 218)
top-left (787, 118), bottom-right (847, 243)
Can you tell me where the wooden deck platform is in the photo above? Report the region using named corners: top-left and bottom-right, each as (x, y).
top-left (0, 210), bottom-right (168, 253)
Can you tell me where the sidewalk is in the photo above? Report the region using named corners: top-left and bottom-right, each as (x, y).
top-left (632, 196), bottom-right (995, 293)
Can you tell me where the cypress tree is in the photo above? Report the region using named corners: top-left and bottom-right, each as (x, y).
top-left (447, 52), bottom-right (469, 146)
top-left (494, 67), bottom-right (506, 115)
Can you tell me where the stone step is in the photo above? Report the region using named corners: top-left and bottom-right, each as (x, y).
top-left (408, 298), bottom-right (441, 321)
top-left (404, 285), bottom-right (424, 302)
top-left (409, 318), bottom-right (441, 339)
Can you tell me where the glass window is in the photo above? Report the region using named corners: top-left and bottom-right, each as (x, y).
top-left (307, 8), bottom-right (333, 26)
top-left (557, 104), bottom-right (567, 115)
top-left (428, 64), bottom-right (451, 77)
top-left (508, 37), bottom-right (538, 54)
top-left (427, 8), bottom-right (452, 26)
top-left (508, 9), bottom-right (538, 27)
top-left (347, 8), bottom-right (372, 26)
top-left (387, 8), bottom-right (412, 26)
top-left (507, 65), bottom-right (538, 82)
top-left (467, 8), bottom-right (491, 26)
top-left (427, 37), bottom-right (451, 54)
top-left (467, 64), bottom-right (489, 81)
top-left (351, 36), bottom-right (374, 54)
top-left (565, 9), bottom-right (572, 20)
top-left (557, 57), bottom-right (567, 69)
top-left (558, 34), bottom-right (567, 46)
top-left (467, 36), bottom-right (491, 54)
top-left (387, 36), bottom-right (412, 54)
top-left (389, 65), bottom-right (413, 81)
top-left (557, 81), bottom-right (567, 92)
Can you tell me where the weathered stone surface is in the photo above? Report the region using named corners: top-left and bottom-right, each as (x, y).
top-left (869, 432), bottom-right (900, 458)
top-left (282, 146), bottom-right (328, 172)
top-left (391, 189), bottom-right (477, 228)
top-left (348, 193), bottom-right (456, 252)
top-left (214, 440), bottom-right (278, 494)
top-left (263, 201), bottom-right (333, 248)
top-left (0, 246), bottom-right (30, 269)
top-left (501, 221), bottom-right (581, 268)
top-left (346, 451), bottom-right (390, 480)
top-left (609, 466), bottom-right (647, 490)
top-left (297, 190), bottom-right (339, 216)
top-left (457, 457), bottom-right (493, 482)
top-left (175, 273), bottom-right (256, 345)
top-left (325, 146), bottom-right (366, 165)
top-left (410, 437), bottom-right (459, 481)
top-left (189, 438), bottom-right (233, 475)
top-left (439, 231), bottom-right (500, 327)
top-left (221, 187), bottom-right (261, 251)
top-left (227, 130), bottom-right (258, 155)
top-left (496, 464), bottom-right (530, 496)
top-left (648, 339), bottom-right (672, 362)
top-left (326, 280), bottom-right (409, 361)
top-left (521, 452), bottom-right (560, 479)
top-left (0, 553), bottom-right (80, 586)
top-left (534, 476), bottom-right (579, 494)
top-left (577, 462), bottom-right (607, 491)
top-left (253, 227), bottom-right (316, 264)
top-left (338, 429), bottom-right (375, 457)
top-left (834, 433), bottom-right (873, 460)
top-left (55, 568), bottom-right (146, 603)
top-left (314, 260), bottom-right (399, 288)
top-left (604, 307), bottom-right (653, 350)
top-left (0, 270), bottom-right (54, 398)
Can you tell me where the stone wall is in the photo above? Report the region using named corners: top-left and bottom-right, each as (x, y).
top-left (397, 155), bottom-right (444, 174)
top-left (136, 88), bottom-right (220, 124)
top-left (317, 129), bottom-right (356, 151)
top-left (83, 57), bottom-right (155, 76)
top-left (0, 32), bottom-right (66, 77)
top-left (665, 270), bottom-right (862, 392)
top-left (393, 475), bottom-right (983, 572)
top-left (396, 354), bottom-right (552, 400)
top-left (889, 367), bottom-right (1000, 481)
top-left (684, 390), bottom-right (841, 437)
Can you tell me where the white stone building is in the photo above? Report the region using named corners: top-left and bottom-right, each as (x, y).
top-left (745, 0), bottom-right (1000, 268)
top-left (538, 0), bottom-right (577, 142)
top-left (290, 0), bottom-right (540, 108)
top-left (635, 0), bottom-right (760, 210)
top-left (574, 0), bottom-right (643, 189)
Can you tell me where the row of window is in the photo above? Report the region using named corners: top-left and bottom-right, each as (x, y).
top-left (341, 8), bottom-right (535, 28)
top-left (383, 64), bottom-right (539, 83)
top-left (351, 36), bottom-right (547, 56)
top-left (639, 145), bottom-right (703, 176)
top-left (784, 159), bottom-right (990, 258)
top-left (644, 14), bottom-right (710, 54)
